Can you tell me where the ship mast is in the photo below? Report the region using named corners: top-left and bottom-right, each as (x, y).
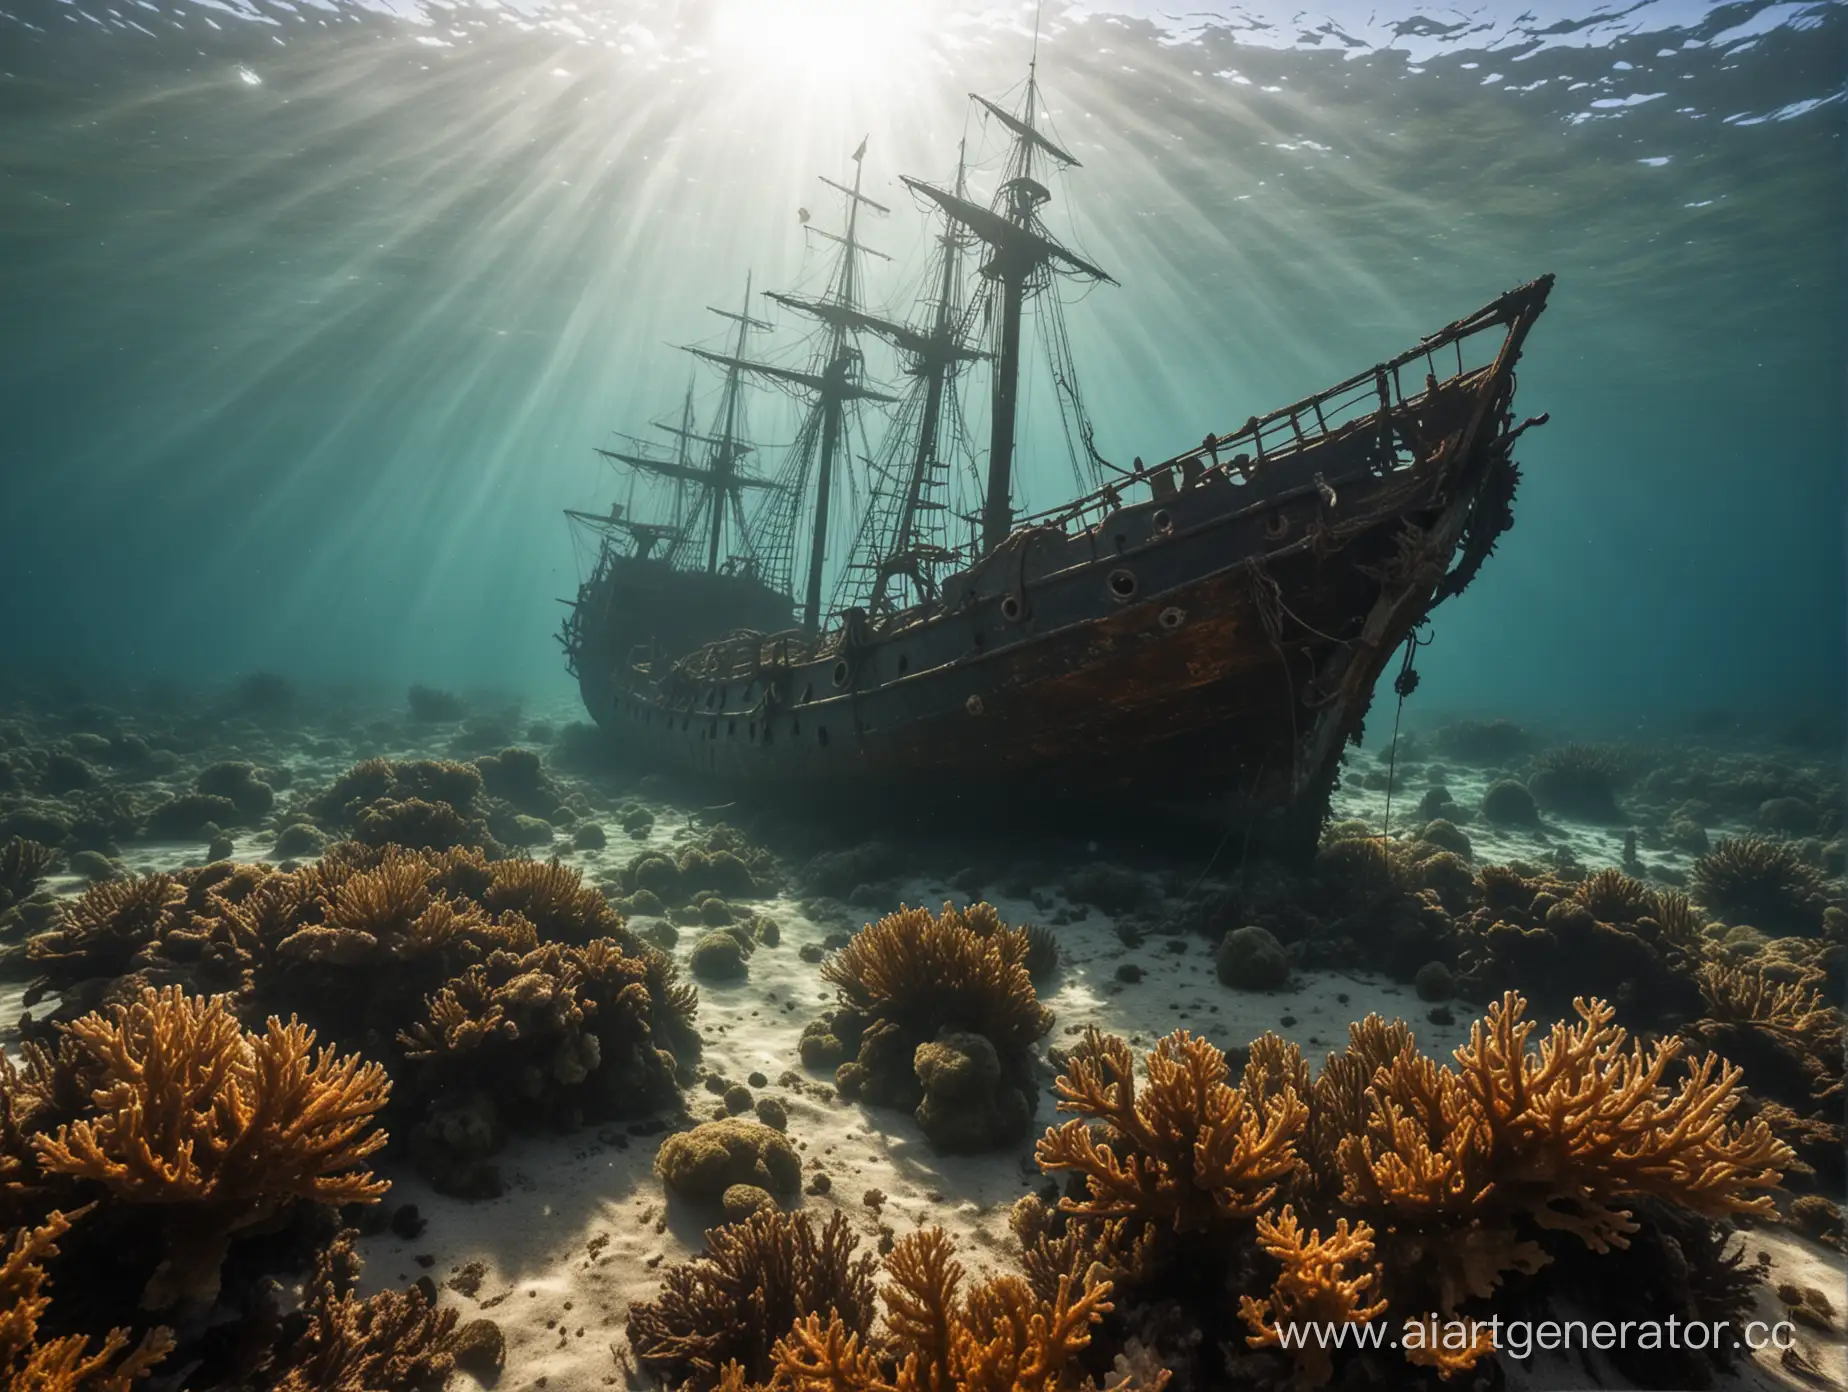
top-left (700, 139), bottom-right (898, 633)
top-left (597, 273), bottom-right (786, 578)
top-left (903, 58), bottom-right (1114, 555)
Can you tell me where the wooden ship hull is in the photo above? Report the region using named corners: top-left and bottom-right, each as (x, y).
top-left (564, 551), bottom-right (792, 708)
top-left (570, 278), bottom-right (1553, 858)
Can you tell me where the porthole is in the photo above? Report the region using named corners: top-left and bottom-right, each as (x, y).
top-left (1000, 595), bottom-right (1023, 622)
top-left (831, 660), bottom-right (851, 688)
top-left (1107, 568), bottom-right (1138, 601)
top-left (1264, 511), bottom-right (1290, 540)
top-left (1152, 509), bottom-right (1173, 533)
top-left (1159, 606), bottom-right (1186, 631)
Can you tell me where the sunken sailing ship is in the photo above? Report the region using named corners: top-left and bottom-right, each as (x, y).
top-left (562, 63), bottom-right (1554, 857)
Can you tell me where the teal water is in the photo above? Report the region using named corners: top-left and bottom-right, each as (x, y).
top-left (1, 0), bottom-right (1842, 731)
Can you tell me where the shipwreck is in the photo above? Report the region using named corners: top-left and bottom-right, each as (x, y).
top-left (561, 56), bottom-right (1553, 858)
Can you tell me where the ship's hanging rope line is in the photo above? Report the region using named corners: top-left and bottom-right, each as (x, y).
top-left (1377, 624), bottom-right (1432, 853)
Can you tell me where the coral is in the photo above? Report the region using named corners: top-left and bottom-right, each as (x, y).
top-left (1214, 926), bottom-right (1290, 991)
top-left (1526, 744), bottom-right (1626, 822)
top-left (1036, 1028), bottom-right (1306, 1234)
top-left (752, 1226), bottom-right (1161, 1392)
top-left (823, 902), bottom-right (1052, 1056)
top-left (196, 763), bottom-right (275, 820)
top-left (144, 793), bottom-right (242, 839)
top-left (26, 875), bottom-right (188, 989)
top-left (912, 1032), bottom-right (1031, 1155)
top-left (1691, 836), bottom-right (1833, 936)
top-left (0, 1038), bottom-right (90, 1227)
top-left (1697, 962), bottom-right (1830, 1030)
top-left (258, 1230), bottom-right (457, 1392)
top-left (478, 855), bottom-right (620, 941)
top-left (625, 1209), bottom-right (879, 1390)
top-left (1331, 993), bottom-right (1791, 1309)
top-left (1478, 779), bottom-right (1538, 826)
top-left (33, 986), bottom-right (391, 1309)
top-left (1237, 1207), bottom-right (1389, 1390)
top-left (691, 930), bottom-right (750, 982)
top-left (398, 938), bottom-right (681, 1130)
top-left (821, 903), bottom-right (1051, 1153)
top-left (307, 759), bottom-right (489, 841)
top-left (656, 1119), bottom-right (800, 1206)
top-left (473, 747), bottom-right (556, 815)
top-left (1, 836), bottom-right (59, 910)
top-left (353, 799), bottom-right (495, 854)
top-left (0, 1211), bottom-right (175, 1391)
top-left (1456, 864), bottom-right (1706, 1024)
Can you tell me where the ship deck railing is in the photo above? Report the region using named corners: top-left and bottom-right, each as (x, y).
top-left (1018, 277), bottom-right (1545, 540)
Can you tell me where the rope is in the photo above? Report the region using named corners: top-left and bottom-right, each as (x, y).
top-left (1377, 624), bottom-right (1432, 850)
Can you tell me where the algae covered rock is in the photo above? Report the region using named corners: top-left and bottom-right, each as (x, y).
top-left (1481, 779), bottom-right (1540, 826)
top-left (689, 929), bottom-right (749, 981)
top-left (656, 1118), bottom-right (800, 1204)
top-left (912, 1031), bottom-right (1032, 1153)
top-left (1215, 925), bottom-right (1290, 991)
top-left (272, 822), bottom-right (327, 857)
top-left (722, 1183), bottom-right (780, 1221)
top-left (1414, 960), bottom-right (1455, 1001)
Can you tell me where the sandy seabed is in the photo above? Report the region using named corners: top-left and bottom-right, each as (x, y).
top-left (2, 694), bottom-right (1842, 1392)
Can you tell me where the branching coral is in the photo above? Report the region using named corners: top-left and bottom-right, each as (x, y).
top-left (26, 876), bottom-right (188, 989)
top-left (0, 1210), bottom-right (174, 1391)
top-left (1691, 836), bottom-right (1834, 936)
top-left (1, 836), bottom-right (59, 910)
top-left (1036, 1029), bottom-right (1306, 1233)
top-left (824, 903), bottom-right (1051, 1056)
top-left (259, 1230), bottom-right (457, 1392)
top-left (1332, 993), bottom-right (1791, 1309)
top-left (480, 856), bottom-right (621, 942)
top-left (1697, 962), bottom-right (1830, 1030)
top-left (1457, 864), bottom-right (1707, 1023)
top-left (625, 1210), bottom-right (879, 1390)
top-left (821, 903), bottom-right (1053, 1153)
top-left (1237, 1207), bottom-right (1388, 1390)
top-left (305, 759), bottom-right (498, 853)
top-left (33, 986), bottom-right (391, 1309)
top-left (738, 1227), bottom-right (1162, 1392)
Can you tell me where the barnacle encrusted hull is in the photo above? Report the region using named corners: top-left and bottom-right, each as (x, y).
top-left (574, 279), bottom-right (1553, 859)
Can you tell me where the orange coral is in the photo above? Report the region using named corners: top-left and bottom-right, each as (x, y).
top-left (823, 903), bottom-right (1052, 1053)
top-left (1334, 992), bottom-right (1792, 1305)
top-left (1697, 962), bottom-right (1830, 1031)
top-left (34, 986), bottom-right (390, 1308)
top-left (625, 1209), bottom-right (879, 1390)
top-left (1036, 1029), bottom-right (1305, 1233)
top-left (261, 1230), bottom-right (458, 1392)
top-left (1237, 1206), bottom-right (1387, 1389)
top-left (0, 1210), bottom-right (173, 1391)
top-left (765, 1227), bottom-right (1163, 1392)
top-left (26, 876), bottom-right (187, 987)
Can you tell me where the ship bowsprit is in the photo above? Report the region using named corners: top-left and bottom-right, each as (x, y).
top-left (579, 277), bottom-right (1555, 861)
